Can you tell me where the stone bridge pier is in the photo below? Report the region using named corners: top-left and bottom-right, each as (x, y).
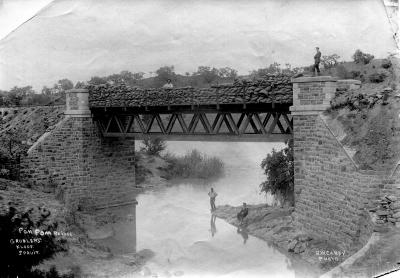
top-left (20, 89), bottom-right (137, 209)
top-left (290, 76), bottom-right (392, 249)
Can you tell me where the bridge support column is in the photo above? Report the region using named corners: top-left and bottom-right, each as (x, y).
top-left (290, 76), bottom-right (338, 207)
top-left (290, 76), bottom-right (356, 243)
top-left (21, 89), bottom-right (137, 209)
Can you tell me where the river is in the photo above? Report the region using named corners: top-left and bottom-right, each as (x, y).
top-left (102, 141), bottom-right (316, 277)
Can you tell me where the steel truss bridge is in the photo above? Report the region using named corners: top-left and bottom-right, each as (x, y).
top-left (91, 103), bottom-right (293, 142)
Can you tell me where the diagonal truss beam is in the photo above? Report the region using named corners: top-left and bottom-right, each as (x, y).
top-left (96, 111), bottom-right (293, 140)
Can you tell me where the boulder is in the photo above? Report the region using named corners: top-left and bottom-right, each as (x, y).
top-left (294, 242), bottom-right (306, 254)
top-left (287, 239), bottom-right (298, 252)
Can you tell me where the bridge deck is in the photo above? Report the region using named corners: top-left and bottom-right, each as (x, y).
top-left (88, 75), bottom-right (293, 108)
top-left (88, 75), bottom-right (293, 142)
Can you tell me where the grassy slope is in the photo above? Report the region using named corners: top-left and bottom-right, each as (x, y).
top-left (0, 106), bottom-right (64, 157)
top-left (327, 57), bottom-right (400, 170)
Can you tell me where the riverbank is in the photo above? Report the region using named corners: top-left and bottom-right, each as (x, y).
top-left (214, 204), bottom-right (351, 273)
top-left (0, 178), bottom-right (154, 277)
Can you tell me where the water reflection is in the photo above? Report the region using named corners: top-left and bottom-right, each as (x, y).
top-left (93, 201), bottom-right (137, 255)
top-left (210, 214), bottom-right (217, 237)
top-left (236, 226), bottom-right (249, 245)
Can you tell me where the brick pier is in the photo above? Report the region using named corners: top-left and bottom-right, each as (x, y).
top-left (20, 89), bottom-right (137, 209)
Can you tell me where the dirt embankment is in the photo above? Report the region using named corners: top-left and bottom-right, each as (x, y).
top-left (0, 178), bottom-right (154, 277)
top-left (0, 106), bottom-right (64, 157)
top-left (327, 57), bottom-right (400, 171)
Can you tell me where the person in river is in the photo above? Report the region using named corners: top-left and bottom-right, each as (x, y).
top-left (237, 202), bottom-right (248, 225)
top-left (208, 187), bottom-right (218, 212)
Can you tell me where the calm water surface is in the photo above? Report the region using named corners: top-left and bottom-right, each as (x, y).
top-left (107, 142), bottom-right (318, 277)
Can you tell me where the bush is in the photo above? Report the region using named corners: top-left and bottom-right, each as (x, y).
top-left (163, 150), bottom-right (224, 180)
top-left (352, 49), bottom-right (374, 64)
top-left (260, 140), bottom-right (294, 207)
top-left (350, 70), bottom-right (361, 79)
top-left (381, 59), bottom-right (392, 69)
top-left (140, 137), bottom-right (166, 156)
top-left (321, 54), bottom-right (340, 69)
top-left (369, 72), bottom-right (386, 83)
top-left (0, 206), bottom-right (67, 277)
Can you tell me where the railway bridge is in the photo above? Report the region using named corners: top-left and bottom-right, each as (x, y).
top-left (21, 75), bottom-right (398, 249)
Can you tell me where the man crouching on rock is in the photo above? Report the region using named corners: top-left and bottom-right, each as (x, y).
top-left (237, 202), bottom-right (248, 225)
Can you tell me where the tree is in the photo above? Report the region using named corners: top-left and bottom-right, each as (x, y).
top-left (57, 79), bottom-right (74, 91)
top-left (260, 139), bottom-right (294, 207)
top-left (250, 63), bottom-right (303, 79)
top-left (132, 72), bottom-right (145, 83)
top-left (352, 49), bottom-right (374, 64)
top-left (41, 86), bottom-right (51, 95)
top-left (218, 67), bottom-right (238, 80)
top-left (74, 81), bottom-right (86, 88)
top-left (88, 76), bottom-right (107, 85)
top-left (5, 86), bottom-right (35, 106)
top-left (196, 66), bottom-right (219, 86)
top-left (321, 54), bottom-right (341, 69)
top-left (154, 66), bottom-right (176, 87)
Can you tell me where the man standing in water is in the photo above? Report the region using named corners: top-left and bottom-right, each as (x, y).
top-left (313, 47), bottom-right (321, 76)
top-left (208, 187), bottom-right (218, 212)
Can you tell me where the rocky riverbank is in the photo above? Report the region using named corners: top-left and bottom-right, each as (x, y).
top-left (0, 178), bottom-right (154, 277)
top-left (214, 204), bottom-right (352, 273)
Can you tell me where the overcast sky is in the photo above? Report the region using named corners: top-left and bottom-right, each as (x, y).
top-left (0, 0), bottom-right (397, 91)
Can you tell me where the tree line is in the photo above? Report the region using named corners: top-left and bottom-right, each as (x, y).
top-left (1, 50), bottom-right (377, 107)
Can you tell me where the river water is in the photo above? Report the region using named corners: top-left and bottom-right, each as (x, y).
top-left (103, 141), bottom-right (317, 277)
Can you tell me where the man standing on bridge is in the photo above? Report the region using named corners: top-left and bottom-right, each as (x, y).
top-left (162, 79), bottom-right (174, 89)
top-left (313, 47), bottom-right (321, 76)
top-left (208, 187), bottom-right (218, 212)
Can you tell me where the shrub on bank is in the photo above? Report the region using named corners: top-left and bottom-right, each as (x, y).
top-left (163, 150), bottom-right (224, 180)
top-left (381, 59), bottom-right (392, 69)
top-left (0, 205), bottom-right (69, 277)
top-left (140, 137), bottom-right (166, 156)
top-left (369, 72), bottom-right (386, 83)
top-left (260, 139), bottom-right (294, 207)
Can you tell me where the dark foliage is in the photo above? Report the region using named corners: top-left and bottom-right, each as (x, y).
top-left (163, 150), bottom-right (224, 180)
top-left (320, 54), bottom-right (341, 69)
top-left (140, 137), bottom-right (166, 156)
top-left (369, 72), bottom-right (386, 83)
top-left (0, 206), bottom-right (67, 277)
top-left (381, 59), bottom-right (392, 69)
top-left (260, 140), bottom-right (294, 206)
top-left (352, 49), bottom-right (374, 64)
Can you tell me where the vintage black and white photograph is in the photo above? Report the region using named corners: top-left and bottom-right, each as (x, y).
top-left (0, 0), bottom-right (399, 277)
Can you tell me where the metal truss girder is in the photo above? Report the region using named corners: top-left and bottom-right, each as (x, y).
top-left (96, 111), bottom-right (293, 140)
